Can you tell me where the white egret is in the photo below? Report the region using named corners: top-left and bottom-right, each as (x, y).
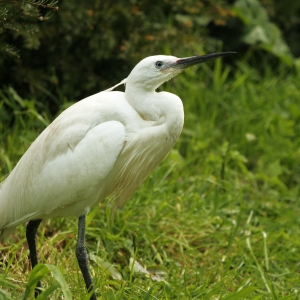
top-left (0, 52), bottom-right (235, 299)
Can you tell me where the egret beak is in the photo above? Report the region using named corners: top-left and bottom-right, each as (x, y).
top-left (171, 52), bottom-right (236, 69)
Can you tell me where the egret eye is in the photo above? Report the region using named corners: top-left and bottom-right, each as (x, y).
top-left (155, 61), bottom-right (163, 68)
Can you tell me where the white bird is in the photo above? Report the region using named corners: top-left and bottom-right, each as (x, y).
top-left (0, 52), bottom-right (234, 299)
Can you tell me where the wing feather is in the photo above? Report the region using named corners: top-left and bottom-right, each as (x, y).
top-left (0, 92), bottom-right (129, 234)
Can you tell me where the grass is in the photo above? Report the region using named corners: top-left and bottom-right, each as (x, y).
top-left (1, 60), bottom-right (300, 299)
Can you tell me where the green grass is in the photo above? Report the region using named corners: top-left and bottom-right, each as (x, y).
top-left (1, 61), bottom-right (300, 299)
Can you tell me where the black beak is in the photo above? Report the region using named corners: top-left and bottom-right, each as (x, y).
top-left (171, 52), bottom-right (236, 69)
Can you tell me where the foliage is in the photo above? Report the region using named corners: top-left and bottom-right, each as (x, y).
top-left (232, 0), bottom-right (294, 66)
top-left (1, 0), bottom-right (298, 112)
top-left (266, 0), bottom-right (300, 57)
top-left (22, 264), bottom-right (72, 299)
top-left (0, 0), bottom-right (234, 106)
top-left (1, 61), bottom-right (300, 298)
top-left (0, 0), bottom-right (58, 57)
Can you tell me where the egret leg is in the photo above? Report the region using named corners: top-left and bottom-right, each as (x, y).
top-left (26, 219), bottom-right (43, 298)
top-left (76, 215), bottom-right (96, 300)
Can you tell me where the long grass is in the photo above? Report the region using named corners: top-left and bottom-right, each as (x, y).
top-left (1, 61), bottom-right (300, 299)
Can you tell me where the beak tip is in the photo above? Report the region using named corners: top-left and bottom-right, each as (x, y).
top-left (173, 51), bottom-right (236, 69)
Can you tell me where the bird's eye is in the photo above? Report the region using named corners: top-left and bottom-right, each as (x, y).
top-left (155, 61), bottom-right (163, 68)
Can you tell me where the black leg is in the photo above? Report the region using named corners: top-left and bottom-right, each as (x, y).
top-left (76, 215), bottom-right (96, 300)
top-left (26, 219), bottom-right (43, 298)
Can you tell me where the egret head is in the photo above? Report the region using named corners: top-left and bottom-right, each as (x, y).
top-left (126, 52), bottom-right (235, 91)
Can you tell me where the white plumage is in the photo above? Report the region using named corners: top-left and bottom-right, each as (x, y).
top-left (0, 55), bottom-right (185, 240)
top-left (0, 52), bottom-right (234, 299)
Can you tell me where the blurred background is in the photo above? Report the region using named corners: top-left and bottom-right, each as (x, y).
top-left (1, 0), bottom-right (299, 107)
